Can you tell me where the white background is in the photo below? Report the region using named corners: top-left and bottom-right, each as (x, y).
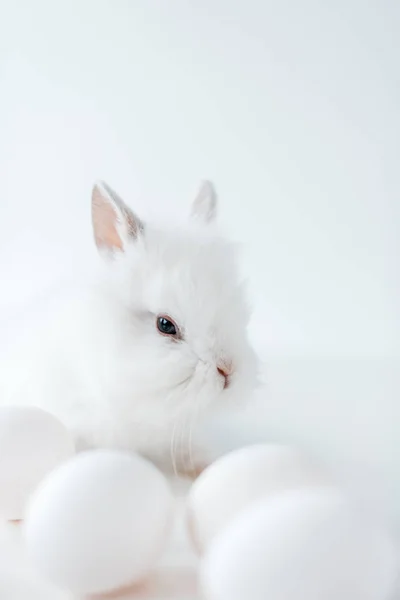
top-left (0, 1), bottom-right (399, 521)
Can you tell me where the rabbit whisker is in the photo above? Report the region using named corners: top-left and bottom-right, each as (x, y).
top-left (170, 416), bottom-right (179, 477)
top-left (177, 371), bottom-right (195, 390)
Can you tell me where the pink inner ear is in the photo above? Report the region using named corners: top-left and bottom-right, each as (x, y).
top-left (92, 189), bottom-right (123, 251)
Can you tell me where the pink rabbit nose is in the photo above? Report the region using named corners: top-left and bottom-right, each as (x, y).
top-left (217, 362), bottom-right (232, 389)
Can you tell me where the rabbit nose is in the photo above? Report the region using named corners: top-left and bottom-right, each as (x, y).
top-left (217, 362), bottom-right (233, 389)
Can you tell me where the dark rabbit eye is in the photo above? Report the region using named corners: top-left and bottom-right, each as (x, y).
top-left (157, 315), bottom-right (178, 337)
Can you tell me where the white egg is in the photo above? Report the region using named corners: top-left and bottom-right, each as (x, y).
top-left (0, 406), bottom-right (75, 520)
top-left (200, 487), bottom-right (398, 600)
top-left (24, 449), bottom-right (174, 596)
top-left (187, 443), bottom-right (332, 552)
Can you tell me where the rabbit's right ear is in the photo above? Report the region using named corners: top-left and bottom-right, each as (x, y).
top-left (190, 180), bottom-right (217, 224)
top-left (91, 181), bottom-right (143, 254)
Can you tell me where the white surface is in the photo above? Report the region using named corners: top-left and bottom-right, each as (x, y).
top-left (187, 443), bottom-right (332, 553)
top-left (25, 451), bottom-right (174, 596)
top-left (200, 488), bottom-right (398, 600)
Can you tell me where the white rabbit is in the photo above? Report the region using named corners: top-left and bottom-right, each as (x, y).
top-left (0, 181), bottom-right (258, 475)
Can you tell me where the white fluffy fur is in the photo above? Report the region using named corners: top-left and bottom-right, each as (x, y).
top-left (0, 182), bottom-right (258, 474)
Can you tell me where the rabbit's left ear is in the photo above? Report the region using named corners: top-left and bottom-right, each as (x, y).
top-left (190, 180), bottom-right (217, 224)
top-left (91, 181), bottom-right (143, 253)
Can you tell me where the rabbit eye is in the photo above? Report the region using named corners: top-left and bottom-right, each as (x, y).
top-left (157, 315), bottom-right (178, 337)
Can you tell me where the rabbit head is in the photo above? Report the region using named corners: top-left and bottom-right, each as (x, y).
top-left (90, 181), bottom-right (259, 471)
